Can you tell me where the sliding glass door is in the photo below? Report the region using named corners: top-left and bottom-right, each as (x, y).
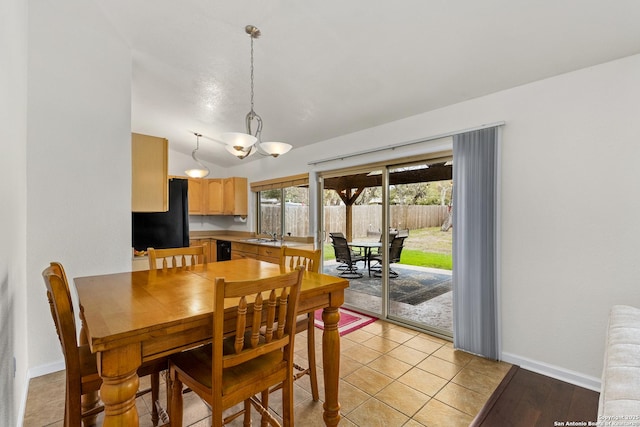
top-left (318, 151), bottom-right (453, 338)
top-left (387, 161), bottom-right (453, 338)
top-left (321, 167), bottom-right (384, 317)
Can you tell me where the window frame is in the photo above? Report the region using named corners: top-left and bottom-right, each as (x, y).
top-left (251, 174), bottom-right (310, 238)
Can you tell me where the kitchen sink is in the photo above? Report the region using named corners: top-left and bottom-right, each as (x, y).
top-left (244, 238), bottom-right (276, 243)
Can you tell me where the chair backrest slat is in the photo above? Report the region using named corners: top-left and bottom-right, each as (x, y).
top-left (147, 244), bottom-right (208, 271)
top-left (213, 267), bottom-right (304, 376)
top-left (280, 246), bottom-right (321, 274)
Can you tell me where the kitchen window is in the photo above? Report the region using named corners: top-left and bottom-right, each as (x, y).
top-left (251, 174), bottom-right (310, 238)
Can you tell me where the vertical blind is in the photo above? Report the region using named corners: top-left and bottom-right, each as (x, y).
top-left (452, 126), bottom-right (499, 359)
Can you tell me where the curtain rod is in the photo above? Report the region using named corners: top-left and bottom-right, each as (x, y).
top-left (307, 121), bottom-right (505, 166)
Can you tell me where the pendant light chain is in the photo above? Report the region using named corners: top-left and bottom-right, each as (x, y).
top-left (250, 34), bottom-right (255, 114)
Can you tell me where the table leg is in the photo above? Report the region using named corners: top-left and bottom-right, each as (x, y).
top-left (79, 317), bottom-right (99, 427)
top-left (97, 343), bottom-right (142, 426)
top-left (322, 307), bottom-right (341, 426)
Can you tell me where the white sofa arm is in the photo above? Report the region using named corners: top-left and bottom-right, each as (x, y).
top-left (598, 305), bottom-right (640, 418)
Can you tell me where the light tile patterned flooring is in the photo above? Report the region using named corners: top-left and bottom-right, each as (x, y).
top-left (23, 320), bottom-right (511, 426)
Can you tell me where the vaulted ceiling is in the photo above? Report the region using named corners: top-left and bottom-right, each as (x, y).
top-left (95, 1), bottom-right (640, 168)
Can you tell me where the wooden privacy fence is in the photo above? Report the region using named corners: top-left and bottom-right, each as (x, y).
top-left (324, 205), bottom-right (449, 238)
top-left (262, 205), bottom-right (449, 238)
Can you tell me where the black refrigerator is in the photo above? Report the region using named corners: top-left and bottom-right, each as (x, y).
top-left (132, 178), bottom-right (190, 251)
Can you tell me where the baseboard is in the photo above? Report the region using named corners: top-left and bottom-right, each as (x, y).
top-left (501, 352), bottom-right (601, 392)
top-left (28, 359), bottom-right (65, 379)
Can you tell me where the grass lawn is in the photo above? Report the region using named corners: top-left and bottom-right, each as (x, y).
top-left (400, 249), bottom-right (452, 270)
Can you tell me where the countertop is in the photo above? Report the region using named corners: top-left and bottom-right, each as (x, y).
top-left (189, 231), bottom-right (314, 248)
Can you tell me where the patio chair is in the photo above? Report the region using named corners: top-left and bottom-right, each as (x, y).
top-left (329, 232), bottom-right (365, 270)
top-left (369, 235), bottom-right (406, 278)
top-left (331, 235), bottom-right (364, 278)
top-left (396, 229), bottom-right (409, 238)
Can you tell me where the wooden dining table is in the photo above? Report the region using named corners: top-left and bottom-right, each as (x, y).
top-left (74, 258), bottom-right (349, 426)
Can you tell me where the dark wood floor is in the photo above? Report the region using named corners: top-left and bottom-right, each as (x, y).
top-left (471, 366), bottom-right (600, 427)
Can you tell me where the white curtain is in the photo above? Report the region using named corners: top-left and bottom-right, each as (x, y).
top-left (452, 126), bottom-right (499, 359)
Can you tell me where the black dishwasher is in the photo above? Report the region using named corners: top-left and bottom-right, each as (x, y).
top-left (216, 240), bottom-right (232, 261)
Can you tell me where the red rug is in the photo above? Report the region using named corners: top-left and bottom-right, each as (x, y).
top-left (314, 307), bottom-right (377, 336)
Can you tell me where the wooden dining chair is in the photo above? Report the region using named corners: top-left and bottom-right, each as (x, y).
top-left (147, 243), bottom-right (208, 271)
top-left (167, 267), bottom-right (305, 427)
top-left (279, 246), bottom-right (322, 401)
top-left (42, 262), bottom-right (167, 427)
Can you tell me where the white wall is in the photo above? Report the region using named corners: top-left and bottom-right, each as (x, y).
top-left (227, 53), bottom-right (640, 388)
top-left (26, 0), bottom-right (132, 376)
top-left (0, 0), bottom-right (28, 424)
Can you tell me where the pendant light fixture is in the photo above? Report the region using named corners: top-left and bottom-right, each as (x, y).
top-left (220, 25), bottom-right (292, 159)
top-left (184, 132), bottom-right (210, 178)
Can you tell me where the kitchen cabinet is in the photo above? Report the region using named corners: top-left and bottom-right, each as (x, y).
top-left (256, 245), bottom-right (280, 264)
top-left (187, 179), bottom-right (204, 215)
top-left (188, 177), bottom-right (247, 216)
top-left (205, 179), bottom-right (224, 215)
top-left (190, 238), bottom-right (216, 263)
top-left (231, 242), bottom-right (258, 261)
top-left (223, 177), bottom-right (248, 216)
top-left (231, 242), bottom-right (280, 264)
top-left (132, 133), bottom-right (168, 212)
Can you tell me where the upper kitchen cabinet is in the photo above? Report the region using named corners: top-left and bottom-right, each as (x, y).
top-left (223, 177), bottom-right (248, 216)
top-left (188, 177), bottom-right (247, 216)
top-left (132, 133), bottom-right (168, 212)
top-left (205, 178), bottom-right (224, 215)
top-left (187, 178), bottom-right (204, 215)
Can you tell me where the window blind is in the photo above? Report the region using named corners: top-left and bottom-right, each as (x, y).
top-left (250, 173), bottom-right (309, 192)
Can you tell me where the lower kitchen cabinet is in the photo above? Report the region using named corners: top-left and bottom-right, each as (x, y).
top-left (190, 238), bottom-right (216, 263)
top-left (231, 242), bottom-right (258, 261)
top-left (256, 245), bottom-right (280, 264)
top-left (231, 242), bottom-right (279, 264)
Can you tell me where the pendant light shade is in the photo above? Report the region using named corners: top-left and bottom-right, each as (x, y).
top-left (220, 132), bottom-right (257, 150)
top-left (259, 142), bottom-right (292, 157)
top-left (185, 133), bottom-right (210, 178)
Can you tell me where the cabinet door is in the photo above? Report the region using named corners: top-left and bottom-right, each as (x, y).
top-left (231, 242), bottom-right (258, 260)
top-left (132, 133), bottom-right (168, 212)
top-left (205, 179), bottom-right (224, 215)
top-left (187, 179), bottom-right (204, 215)
top-left (223, 177), bottom-right (248, 216)
top-left (257, 246), bottom-right (280, 264)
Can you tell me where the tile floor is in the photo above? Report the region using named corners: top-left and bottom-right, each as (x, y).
top-left (23, 320), bottom-right (511, 426)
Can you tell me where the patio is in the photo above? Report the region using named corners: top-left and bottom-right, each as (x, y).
top-left (323, 261), bottom-right (453, 333)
